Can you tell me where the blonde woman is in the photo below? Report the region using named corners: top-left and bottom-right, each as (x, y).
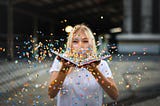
top-left (48, 24), bottom-right (118, 106)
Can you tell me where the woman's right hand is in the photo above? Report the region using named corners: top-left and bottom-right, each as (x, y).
top-left (57, 56), bottom-right (75, 72)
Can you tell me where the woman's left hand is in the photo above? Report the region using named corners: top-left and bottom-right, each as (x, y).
top-left (82, 60), bottom-right (101, 71)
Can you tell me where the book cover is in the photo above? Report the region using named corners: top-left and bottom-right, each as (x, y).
top-left (50, 49), bottom-right (111, 67)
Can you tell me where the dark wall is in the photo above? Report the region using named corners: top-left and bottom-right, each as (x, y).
top-left (152, 0), bottom-right (160, 33)
top-left (0, 5), bottom-right (52, 35)
top-left (14, 11), bottom-right (33, 34)
top-left (132, 0), bottom-right (141, 33)
top-left (0, 5), bottom-right (7, 33)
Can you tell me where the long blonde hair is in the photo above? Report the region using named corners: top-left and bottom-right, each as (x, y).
top-left (65, 24), bottom-right (97, 56)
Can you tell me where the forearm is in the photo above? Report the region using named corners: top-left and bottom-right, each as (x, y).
top-left (50, 68), bottom-right (68, 85)
top-left (48, 67), bottom-right (68, 98)
top-left (89, 67), bottom-right (119, 100)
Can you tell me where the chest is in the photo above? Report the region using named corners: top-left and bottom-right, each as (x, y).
top-left (63, 68), bottom-right (100, 91)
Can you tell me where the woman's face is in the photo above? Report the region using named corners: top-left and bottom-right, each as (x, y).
top-left (71, 30), bottom-right (91, 57)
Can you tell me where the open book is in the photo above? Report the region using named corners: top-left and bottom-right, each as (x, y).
top-left (50, 49), bottom-right (111, 67)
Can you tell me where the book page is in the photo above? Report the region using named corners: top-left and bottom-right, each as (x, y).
top-left (50, 49), bottom-right (111, 67)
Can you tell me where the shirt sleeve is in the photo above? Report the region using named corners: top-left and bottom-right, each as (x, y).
top-left (49, 57), bottom-right (62, 73)
top-left (97, 60), bottom-right (113, 78)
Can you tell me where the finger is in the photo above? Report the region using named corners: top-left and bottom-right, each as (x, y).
top-left (70, 64), bottom-right (76, 67)
top-left (91, 63), bottom-right (96, 67)
top-left (64, 61), bottom-right (70, 66)
top-left (61, 58), bottom-right (67, 63)
top-left (95, 60), bottom-right (101, 65)
top-left (57, 56), bottom-right (61, 60)
top-left (84, 64), bottom-right (91, 69)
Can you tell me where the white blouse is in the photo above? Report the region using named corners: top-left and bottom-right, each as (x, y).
top-left (49, 57), bottom-right (113, 106)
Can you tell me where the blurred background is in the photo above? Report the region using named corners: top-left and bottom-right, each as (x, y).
top-left (0, 0), bottom-right (160, 106)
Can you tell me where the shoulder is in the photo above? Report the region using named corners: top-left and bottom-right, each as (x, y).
top-left (49, 56), bottom-right (62, 73)
top-left (98, 60), bottom-right (109, 67)
top-left (53, 56), bottom-right (60, 63)
top-left (97, 60), bottom-right (111, 72)
top-left (97, 60), bottom-right (113, 78)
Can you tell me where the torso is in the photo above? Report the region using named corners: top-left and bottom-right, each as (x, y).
top-left (57, 67), bottom-right (103, 106)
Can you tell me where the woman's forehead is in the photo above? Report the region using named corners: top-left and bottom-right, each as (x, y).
top-left (73, 30), bottom-right (88, 38)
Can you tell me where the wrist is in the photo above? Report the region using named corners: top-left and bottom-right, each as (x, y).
top-left (60, 65), bottom-right (70, 74)
top-left (87, 65), bottom-right (97, 71)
